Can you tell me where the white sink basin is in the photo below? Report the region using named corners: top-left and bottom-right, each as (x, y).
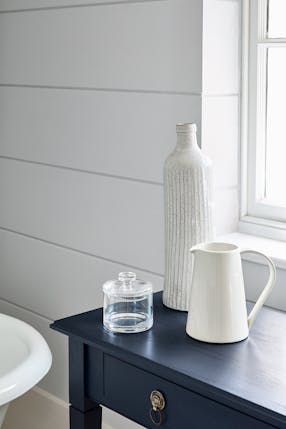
top-left (0, 314), bottom-right (52, 426)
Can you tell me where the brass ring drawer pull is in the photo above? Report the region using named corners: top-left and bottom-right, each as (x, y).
top-left (149, 390), bottom-right (165, 426)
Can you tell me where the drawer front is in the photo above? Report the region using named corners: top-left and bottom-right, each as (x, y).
top-left (95, 355), bottom-right (275, 429)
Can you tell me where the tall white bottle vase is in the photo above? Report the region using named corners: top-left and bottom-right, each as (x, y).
top-left (163, 123), bottom-right (214, 311)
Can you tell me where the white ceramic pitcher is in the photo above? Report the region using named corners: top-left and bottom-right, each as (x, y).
top-left (186, 242), bottom-right (276, 343)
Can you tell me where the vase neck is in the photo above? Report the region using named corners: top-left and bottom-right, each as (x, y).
top-left (176, 123), bottom-right (199, 151)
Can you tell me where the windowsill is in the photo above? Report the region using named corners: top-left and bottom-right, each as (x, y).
top-left (218, 232), bottom-right (286, 270)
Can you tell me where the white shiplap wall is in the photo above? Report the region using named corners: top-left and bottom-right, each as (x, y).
top-left (0, 0), bottom-right (240, 428)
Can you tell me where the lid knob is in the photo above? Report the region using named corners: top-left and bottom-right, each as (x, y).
top-left (118, 272), bottom-right (136, 282)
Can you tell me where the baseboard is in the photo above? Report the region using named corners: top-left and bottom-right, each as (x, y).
top-left (2, 387), bottom-right (113, 429)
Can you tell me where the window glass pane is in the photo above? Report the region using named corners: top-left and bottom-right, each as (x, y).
top-left (268, 0), bottom-right (286, 38)
top-left (265, 47), bottom-right (286, 205)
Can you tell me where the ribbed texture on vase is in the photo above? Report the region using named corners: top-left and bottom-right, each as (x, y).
top-left (163, 160), bottom-right (214, 311)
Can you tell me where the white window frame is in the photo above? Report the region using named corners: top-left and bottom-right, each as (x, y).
top-left (240, 0), bottom-right (286, 241)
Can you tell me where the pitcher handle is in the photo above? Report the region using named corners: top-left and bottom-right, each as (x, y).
top-left (240, 250), bottom-right (276, 329)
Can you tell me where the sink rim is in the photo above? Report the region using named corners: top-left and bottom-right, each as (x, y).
top-left (0, 313), bottom-right (52, 407)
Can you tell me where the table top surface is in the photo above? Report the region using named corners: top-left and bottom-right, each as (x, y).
top-left (51, 292), bottom-right (286, 425)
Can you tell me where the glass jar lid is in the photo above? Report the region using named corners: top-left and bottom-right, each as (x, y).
top-left (102, 272), bottom-right (152, 297)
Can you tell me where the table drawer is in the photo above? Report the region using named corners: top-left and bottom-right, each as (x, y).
top-left (99, 355), bottom-right (274, 429)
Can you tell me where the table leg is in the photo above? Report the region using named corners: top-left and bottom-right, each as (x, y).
top-left (69, 337), bottom-right (102, 429)
top-left (70, 404), bottom-right (102, 429)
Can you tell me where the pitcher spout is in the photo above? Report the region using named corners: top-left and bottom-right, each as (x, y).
top-left (190, 243), bottom-right (203, 254)
top-left (190, 245), bottom-right (197, 254)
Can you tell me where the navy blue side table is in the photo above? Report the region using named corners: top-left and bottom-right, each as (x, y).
top-left (51, 292), bottom-right (286, 429)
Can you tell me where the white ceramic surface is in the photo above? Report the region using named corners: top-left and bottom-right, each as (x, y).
top-left (163, 123), bottom-right (214, 311)
top-left (0, 313), bottom-right (52, 427)
top-left (186, 242), bottom-right (276, 343)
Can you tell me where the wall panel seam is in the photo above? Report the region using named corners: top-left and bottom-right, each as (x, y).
top-left (0, 296), bottom-right (53, 322)
top-left (0, 83), bottom-right (201, 97)
top-left (0, 84), bottom-right (239, 97)
top-left (0, 226), bottom-right (165, 278)
top-left (202, 93), bottom-right (240, 98)
top-left (0, 156), bottom-right (163, 187)
top-left (0, 156), bottom-right (239, 192)
top-left (0, 0), bottom-right (167, 14)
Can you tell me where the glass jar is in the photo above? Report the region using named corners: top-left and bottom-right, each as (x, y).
top-left (103, 272), bottom-right (153, 333)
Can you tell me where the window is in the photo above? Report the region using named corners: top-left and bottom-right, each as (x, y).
top-left (240, 0), bottom-right (286, 239)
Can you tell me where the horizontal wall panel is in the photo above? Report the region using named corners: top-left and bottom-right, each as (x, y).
top-left (0, 160), bottom-right (235, 277)
top-left (0, 298), bottom-right (68, 401)
top-left (0, 87), bottom-right (201, 183)
top-left (0, 229), bottom-right (163, 320)
top-left (0, 0), bottom-right (161, 12)
top-left (0, 158), bottom-right (164, 273)
top-left (0, 0), bottom-right (202, 92)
